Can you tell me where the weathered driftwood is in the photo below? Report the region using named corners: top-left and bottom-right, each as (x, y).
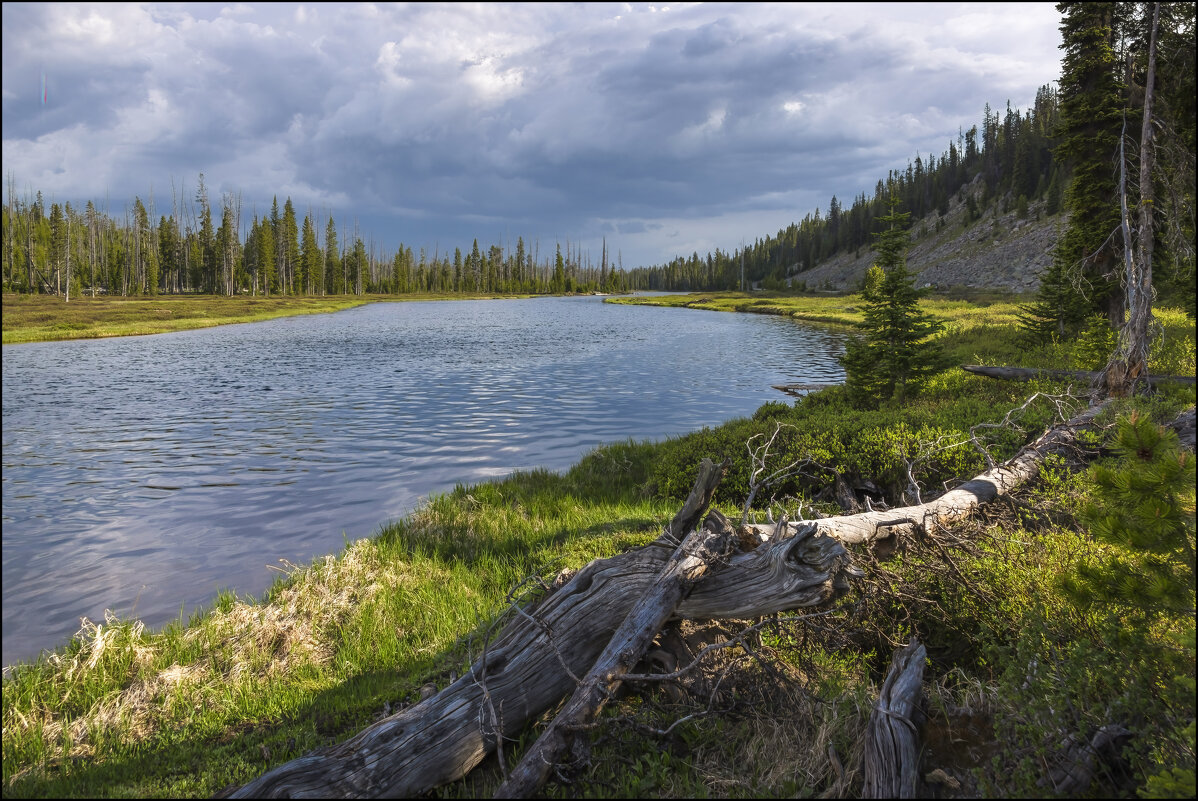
top-left (232, 460), bottom-right (854, 798)
top-left (773, 382), bottom-right (839, 398)
top-left (494, 499), bottom-right (736, 797)
top-left (232, 405), bottom-right (1110, 798)
top-left (745, 400), bottom-right (1111, 547)
top-left (961, 364), bottom-right (1195, 387)
top-left (863, 639), bottom-right (927, 799)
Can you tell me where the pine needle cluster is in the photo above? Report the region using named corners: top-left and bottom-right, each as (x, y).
top-left (1065, 411), bottom-right (1196, 616)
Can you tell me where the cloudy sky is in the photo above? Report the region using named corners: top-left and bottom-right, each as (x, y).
top-left (2, 2), bottom-right (1063, 268)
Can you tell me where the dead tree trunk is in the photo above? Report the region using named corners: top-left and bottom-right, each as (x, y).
top-left (1103, 1), bottom-right (1160, 397)
top-left (743, 400), bottom-right (1111, 548)
top-left (961, 364), bottom-right (1194, 387)
top-left (494, 503), bottom-right (736, 798)
top-left (231, 462), bottom-right (853, 798)
top-left (232, 404), bottom-right (1108, 798)
top-left (863, 639), bottom-right (927, 798)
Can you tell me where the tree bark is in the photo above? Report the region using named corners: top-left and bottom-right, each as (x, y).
top-left (1103, 1), bottom-right (1160, 397)
top-left (961, 364), bottom-right (1193, 387)
top-left (232, 460), bottom-right (854, 799)
top-left (494, 504), bottom-right (736, 798)
top-left (862, 639), bottom-right (927, 798)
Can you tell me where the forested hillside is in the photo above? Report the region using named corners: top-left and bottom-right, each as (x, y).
top-left (633, 88), bottom-right (1067, 292)
top-left (3, 3), bottom-right (1192, 314)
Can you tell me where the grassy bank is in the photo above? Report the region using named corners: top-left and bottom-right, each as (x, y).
top-left (3, 297), bottom-right (1194, 798)
top-left (0, 293), bottom-right (538, 344)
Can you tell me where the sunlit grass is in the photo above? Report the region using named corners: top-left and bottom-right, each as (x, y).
top-left (0, 292), bottom-right (540, 344)
top-left (1, 441), bottom-right (675, 797)
top-left (610, 292), bottom-right (1196, 376)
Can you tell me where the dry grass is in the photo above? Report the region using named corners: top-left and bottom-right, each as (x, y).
top-left (5, 537), bottom-right (439, 771)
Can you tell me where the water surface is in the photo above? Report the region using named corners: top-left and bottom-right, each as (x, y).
top-left (2, 296), bottom-right (845, 666)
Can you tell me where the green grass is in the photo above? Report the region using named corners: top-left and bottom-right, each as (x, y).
top-left (0, 292), bottom-right (539, 344)
top-left (3, 298), bottom-right (1194, 798)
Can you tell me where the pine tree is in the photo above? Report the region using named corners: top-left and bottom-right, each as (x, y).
top-left (281, 199), bottom-right (299, 295)
top-left (1054, 1), bottom-right (1125, 326)
top-left (196, 176), bottom-right (215, 294)
top-left (324, 218), bottom-right (339, 295)
top-left (269, 196), bottom-right (281, 295)
top-left (48, 202), bottom-right (65, 294)
top-left (1064, 411), bottom-right (1195, 617)
top-left (839, 195), bottom-right (946, 407)
top-left (301, 213), bottom-right (320, 296)
top-left (1017, 242), bottom-right (1092, 342)
top-left (552, 244), bottom-right (566, 294)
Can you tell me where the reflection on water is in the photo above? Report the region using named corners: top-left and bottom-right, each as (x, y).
top-left (1, 296), bottom-right (845, 666)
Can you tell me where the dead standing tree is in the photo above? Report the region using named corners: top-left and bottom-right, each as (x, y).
top-left (1103, 1), bottom-right (1161, 397)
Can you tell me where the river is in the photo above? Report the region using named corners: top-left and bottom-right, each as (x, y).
top-left (1, 295), bottom-right (846, 667)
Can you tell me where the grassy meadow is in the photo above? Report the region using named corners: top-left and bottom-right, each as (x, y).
top-left (2, 292), bottom-right (1194, 798)
top-left (0, 292), bottom-right (538, 345)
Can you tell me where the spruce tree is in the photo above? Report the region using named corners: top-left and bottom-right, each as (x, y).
top-left (840, 194), bottom-right (946, 407)
top-left (1017, 244), bottom-right (1092, 342)
top-left (324, 218), bottom-right (339, 295)
top-left (1054, 1), bottom-right (1124, 325)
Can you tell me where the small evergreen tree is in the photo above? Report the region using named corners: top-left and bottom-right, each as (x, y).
top-left (840, 195), bottom-right (946, 407)
top-left (1065, 411), bottom-right (1195, 617)
top-left (1063, 410), bottom-right (1196, 798)
top-left (1017, 244), bottom-right (1092, 343)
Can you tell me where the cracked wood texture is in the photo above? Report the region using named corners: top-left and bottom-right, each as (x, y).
top-left (863, 639), bottom-right (927, 798)
top-left (230, 403), bottom-right (1105, 798)
top-left (494, 492), bottom-right (736, 797)
top-left (231, 459), bottom-right (853, 798)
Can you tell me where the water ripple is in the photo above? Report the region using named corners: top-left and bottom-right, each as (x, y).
top-left (2, 295), bottom-right (845, 666)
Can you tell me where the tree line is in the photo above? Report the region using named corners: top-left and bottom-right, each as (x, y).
top-left (1020, 0), bottom-right (1195, 340)
top-left (1, 173), bottom-right (638, 298)
top-left (840, 1), bottom-right (1194, 409)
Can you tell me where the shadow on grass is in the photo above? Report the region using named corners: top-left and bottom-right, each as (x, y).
top-left (5, 512), bottom-right (666, 800)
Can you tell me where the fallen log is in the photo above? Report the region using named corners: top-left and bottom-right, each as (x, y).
top-left (232, 404), bottom-right (1109, 798)
top-left (961, 364), bottom-right (1195, 387)
top-left (744, 400), bottom-right (1111, 547)
top-left (494, 501), bottom-right (737, 797)
top-left (232, 460), bottom-right (854, 798)
top-left (862, 638), bottom-right (927, 798)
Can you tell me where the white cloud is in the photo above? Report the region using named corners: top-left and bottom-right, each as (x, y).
top-left (2, 2), bottom-right (1065, 268)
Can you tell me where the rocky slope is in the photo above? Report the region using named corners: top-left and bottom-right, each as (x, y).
top-left (793, 176), bottom-right (1066, 295)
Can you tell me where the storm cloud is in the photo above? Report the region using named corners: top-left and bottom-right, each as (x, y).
top-left (2, 2), bottom-right (1063, 267)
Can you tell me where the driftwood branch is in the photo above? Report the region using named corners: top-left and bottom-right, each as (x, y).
top-left (744, 400), bottom-right (1111, 547)
top-left (863, 638), bottom-right (927, 798)
top-left (962, 364), bottom-right (1194, 387)
top-left (494, 502), bottom-right (736, 797)
top-left (232, 459), bottom-right (854, 798)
